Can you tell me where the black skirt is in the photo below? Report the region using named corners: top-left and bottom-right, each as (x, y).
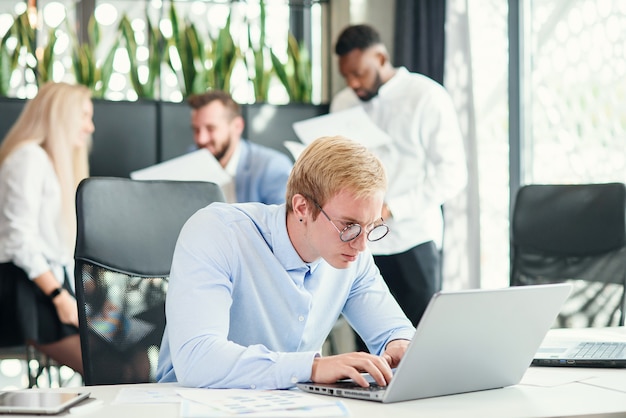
top-left (0, 262), bottom-right (79, 346)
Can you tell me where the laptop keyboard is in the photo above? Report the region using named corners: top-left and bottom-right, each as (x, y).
top-left (572, 342), bottom-right (626, 359)
top-left (329, 381), bottom-right (386, 391)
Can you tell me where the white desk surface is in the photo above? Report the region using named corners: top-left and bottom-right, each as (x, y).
top-left (9, 327), bottom-right (626, 418)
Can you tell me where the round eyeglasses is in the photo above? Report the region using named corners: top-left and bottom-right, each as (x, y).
top-left (310, 198), bottom-right (389, 242)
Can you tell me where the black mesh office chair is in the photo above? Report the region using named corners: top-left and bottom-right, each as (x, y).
top-left (74, 177), bottom-right (224, 385)
top-left (510, 183), bottom-right (626, 327)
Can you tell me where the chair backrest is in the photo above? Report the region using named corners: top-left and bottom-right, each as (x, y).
top-left (510, 183), bottom-right (626, 327)
top-left (74, 177), bottom-right (224, 385)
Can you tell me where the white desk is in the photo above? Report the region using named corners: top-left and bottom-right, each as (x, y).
top-left (8, 327), bottom-right (626, 418)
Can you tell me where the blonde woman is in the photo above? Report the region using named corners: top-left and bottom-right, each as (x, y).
top-left (0, 82), bottom-right (94, 376)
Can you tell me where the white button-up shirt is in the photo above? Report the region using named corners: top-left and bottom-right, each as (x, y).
top-left (331, 67), bottom-right (467, 254)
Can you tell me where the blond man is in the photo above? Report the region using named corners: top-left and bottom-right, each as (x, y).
top-left (157, 136), bottom-right (414, 389)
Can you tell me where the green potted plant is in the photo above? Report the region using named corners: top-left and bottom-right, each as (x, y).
top-left (119, 12), bottom-right (165, 99)
top-left (166, 3), bottom-right (208, 97)
top-left (0, 11), bottom-right (35, 95)
top-left (209, 11), bottom-right (239, 93)
top-left (271, 32), bottom-right (312, 103)
top-left (69, 15), bottom-right (118, 98)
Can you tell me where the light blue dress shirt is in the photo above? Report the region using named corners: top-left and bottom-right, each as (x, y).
top-left (156, 202), bottom-right (415, 389)
top-left (235, 139), bottom-right (292, 205)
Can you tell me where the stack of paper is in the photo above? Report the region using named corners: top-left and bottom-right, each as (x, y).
top-left (130, 149), bottom-right (231, 187)
top-left (292, 106), bottom-right (391, 149)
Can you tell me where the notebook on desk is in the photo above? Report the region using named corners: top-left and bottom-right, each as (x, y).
top-left (297, 283), bottom-right (572, 403)
top-left (533, 340), bottom-right (626, 368)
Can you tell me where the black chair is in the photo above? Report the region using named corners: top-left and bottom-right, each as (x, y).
top-left (74, 177), bottom-right (224, 385)
top-left (510, 183), bottom-right (626, 327)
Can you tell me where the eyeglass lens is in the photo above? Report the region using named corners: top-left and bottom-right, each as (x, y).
top-left (340, 223), bottom-right (389, 242)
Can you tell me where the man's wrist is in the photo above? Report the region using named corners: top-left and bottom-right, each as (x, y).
top-left (385, 338), bottom-right (410, 350)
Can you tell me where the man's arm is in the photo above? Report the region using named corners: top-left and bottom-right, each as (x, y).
top-left (327, 254), bottom-right (414, 387)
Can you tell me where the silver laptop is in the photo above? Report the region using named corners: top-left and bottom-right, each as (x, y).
top-left (297, 283), bottom-right (572, 403)
top-left (533, 340), bottom-right (626, 368)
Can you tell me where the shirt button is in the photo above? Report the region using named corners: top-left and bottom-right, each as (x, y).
top-left (298, 315), bottom-right (305, 322)
top-left (250, 384), bottom-right (256, 389)
top-left (291, 376), bottom-right (298, 384)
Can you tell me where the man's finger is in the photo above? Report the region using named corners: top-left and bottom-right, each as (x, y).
top-left (381, 353), bottom-right (392, 367)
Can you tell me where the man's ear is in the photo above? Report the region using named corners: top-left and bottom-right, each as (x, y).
top-left (370, 44), bottom-right (390, 67)
top-left (292, 194), bottom-right (309, 219)
top-left (376, 50), bottom-right (386, 67)
top-left (232, 115), bottom-right (245, 136)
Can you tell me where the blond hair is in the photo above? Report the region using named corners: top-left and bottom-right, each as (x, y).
top-left (286, 136), bottom-right (386, 217)
top-left (0, 82), bottom-right (92, 251)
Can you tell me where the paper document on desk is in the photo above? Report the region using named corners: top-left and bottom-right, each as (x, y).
top-left (178, 388), bottom-right (348, 417)
top-left (520, 366), bottom-right (595, 387)
top-left (584, 374), bottom-right (626, 393)
top-left (113, 387), bottom-right (182, 404)
top-left (292, 106), bottom-right (391, 148)
top-left (130, 149), bottom-right (231, 187)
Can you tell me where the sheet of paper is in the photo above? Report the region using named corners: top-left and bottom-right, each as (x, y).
top-left (292, 106), bottom-right (391, 148)
top-left (519, 367), bottom-right (597, 387)
top-left (177, 388), bottom-right (347, 416)
top-left (113, 387), bottom-right (182, 404)
top-left (180, 399), bottom-right (348, 417)
top-left (130, 149), bottom-right (231, 187)
top-left (583, 374), bottom-right (626, 393)
top-left (283, 140), bottom-right (307, 161)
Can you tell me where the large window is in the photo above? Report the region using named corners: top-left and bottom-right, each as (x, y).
top-left (524, 1), bottom-right (626, 184)
top-left (469, 0), bottom-right (626, 290)
top-left (468, 0), bottom-right (509, 288)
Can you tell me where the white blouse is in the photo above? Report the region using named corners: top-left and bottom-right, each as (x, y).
top-left (0, 143), bottom-right (68, 285)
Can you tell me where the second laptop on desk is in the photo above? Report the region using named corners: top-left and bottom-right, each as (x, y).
top-left (533, 336), bottom-right (626, 368)
top-left (298, 283), bottom-right (572, 403)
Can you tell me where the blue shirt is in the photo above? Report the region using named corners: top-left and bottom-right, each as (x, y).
top-left (235, 140), bottom-right (292, 205)
top-left (156, 202), bottom-right (414, 389)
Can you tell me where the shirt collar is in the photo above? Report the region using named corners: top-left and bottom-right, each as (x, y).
top-left (377, 66), bottom-right (410, 98)
top-left (224, 140), bottom-right (242, 177)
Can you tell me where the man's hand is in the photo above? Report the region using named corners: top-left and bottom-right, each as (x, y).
top-left (310, 352), bottom-right (393, 388)
top-left (381, 339), bottom-right (410, 368)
